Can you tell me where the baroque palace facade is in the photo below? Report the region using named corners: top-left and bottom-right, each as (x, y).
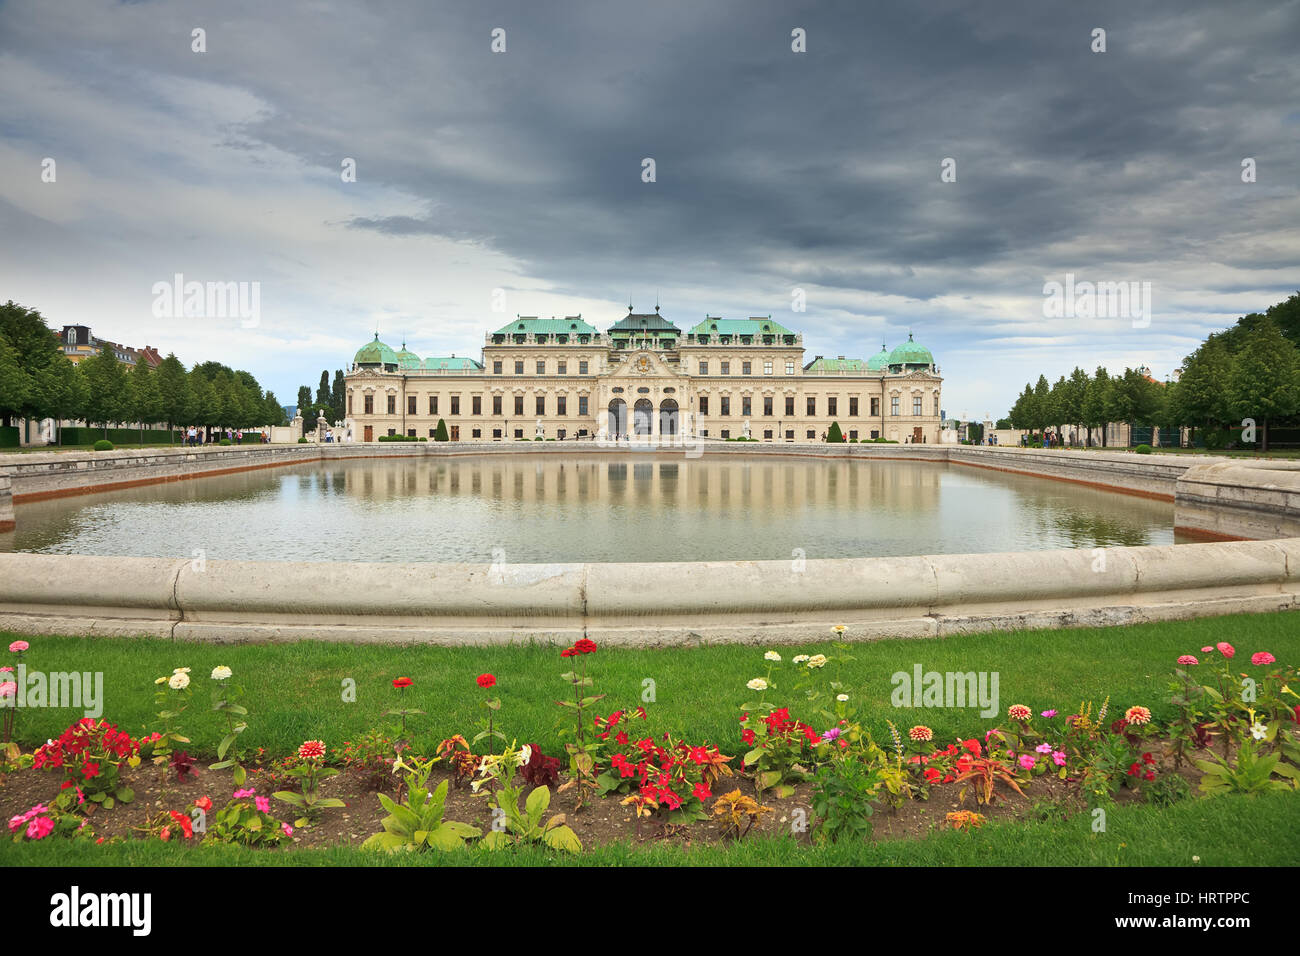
top-left (344, 309), bottom-right (942, 444)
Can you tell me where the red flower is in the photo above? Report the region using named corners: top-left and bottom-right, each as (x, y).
top-left (741, 729), bottom-right (755, 745)
top-left (693, 783), bottom-right (712, 802)
top-left (1128, 763), bottom-right (1140, 776)
top-left (194, 795), bottom-right (213, 812)
top-left (574, 638), bottom-right (598, 655)
top-left (392, 677), bottom-right (413, 689)
top-left (616, 731), bottom-right (629, 745)
top-left (82, 761), bottom-right (100, 780)
top-left (1144, 771), bottom-right (1155, 782)
top-left (923, 767), bottom-right (941, 783)
top-left (961, 738), bottom-right (982, 757)
top-left (561, 647), bottom-right (577, 658)
top-left (1216, 642), bottom-right (1235, 659)
top-left (477, 674), bottom-right (496, 689)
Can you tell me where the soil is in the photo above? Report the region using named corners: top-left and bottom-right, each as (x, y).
top-left (0, 743), bottom-right (1211, 852)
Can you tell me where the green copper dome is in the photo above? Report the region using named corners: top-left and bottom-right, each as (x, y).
top-left (866, 343), bottom-right (890, 371)
top-left (353, 333), bottom-right (399, 368)
top-left (395, 342), bottom-right (422, 370)
top-left (887, 333), bottom-right (934, 369)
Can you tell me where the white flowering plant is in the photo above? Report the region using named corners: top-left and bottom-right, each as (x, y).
top-left (208, 666), bottom-right (251, 786)
top-left (149, 668), bottom-right (193, 765)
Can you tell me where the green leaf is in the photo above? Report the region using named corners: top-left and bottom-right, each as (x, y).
top-left (525, 785), bottom-right (551, 817)
top-left (541, 825), bottom-right (583, 853)
top-left (424, 826), bottom-right (468, 851)
top-left (115, 787), bottom-right (135, 804)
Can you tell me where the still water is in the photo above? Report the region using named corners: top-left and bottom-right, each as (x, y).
top-left (3, 455), bottom-right (1185, 564)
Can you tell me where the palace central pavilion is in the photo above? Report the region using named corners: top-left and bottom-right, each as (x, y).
top-left (345, 308), bottom-right (942, 443)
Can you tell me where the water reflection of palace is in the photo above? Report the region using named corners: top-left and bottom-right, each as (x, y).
top-left (345, 311), bottom-right (942, 445)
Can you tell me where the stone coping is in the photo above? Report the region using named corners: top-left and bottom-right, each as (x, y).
top-left (0, 538), bottom-right (1294, 644)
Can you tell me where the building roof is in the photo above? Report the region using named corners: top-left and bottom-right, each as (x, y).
top-left (887, 333), bottom-right (934, 367)
top-left (608, 310), bottom-right (680, 333)
top-left (354, 333), bottom-right (399, 366)
top-left (395, 343), bottom-right (422, 370)
top-left (423, 356), bottom-right (484, 371)
top-left (866, 343), bottom-right (890, 371)
top-left (804, 356), bottom-right (867, 372)
top-left (686, 316), bottom-right (795, 337)
top-left (493, 316), bottom-right (599, 336)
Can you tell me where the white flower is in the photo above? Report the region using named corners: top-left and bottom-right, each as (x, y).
top-left (1250, 722), bottom-right (1267, 741)
top-left (211, 665), bottom-right (232, 681)
top-left (806, 655), bottom-right (828, 669)
top-left (519, 744), bottom-right (533, 765)
top-left (836, 694), bottom-right (849, 702)
top-left (168, 672), bottom-right (190, 690)
top-left (173, 667), bottom-right (191, 674)
top-left (793, 655), bottom-right (810, 664)
top-left (746, 678), bottom-right (768, 691)
top-left (1192, 855), bottom-right (1200, 863)
top-left (764, 651), bottom-right (781, 662)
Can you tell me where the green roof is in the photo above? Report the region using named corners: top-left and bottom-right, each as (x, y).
top-left (354, 334), bottom-right (399, 367)
top-left (493, 317), bottom-right (599, 336)
top-left (866, 344), bottom-right (890, 371)
top-left (686, 317), bottom-right (795, 337)
top-left (609, 311), bottom-right (680, 333)
top-left (423, 356), bottom-right (484, 371)
top-left (395, 343), bottom-right (422, 370)
top-left (804, 357), bottom-right (867, 372)
top-left (887, 333), bottom-right (934, 367)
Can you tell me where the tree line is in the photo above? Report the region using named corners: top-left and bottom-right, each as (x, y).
top-left (0, 300), bottom-right (286, 440)
top-left (1006, 293), bottom-right (1300, 451)
top-left (296, 369), bottom-right (346, 425)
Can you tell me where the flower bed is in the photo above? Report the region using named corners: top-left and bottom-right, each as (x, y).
top-left (2, 632), bottom-right (1298, 857)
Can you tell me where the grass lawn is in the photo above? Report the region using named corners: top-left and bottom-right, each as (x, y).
top-left (3, 611), bottom-right (1298, 758)
top-left (3, 789), bottom-right (1295, 867)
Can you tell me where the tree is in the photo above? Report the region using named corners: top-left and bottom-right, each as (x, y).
top-left (0, 300), bottom-right (65, 425)
top-left (331, 370), bottom-right (346, 421)
top-left (826, 421), bottom-right (844, 442)
top-left (316, 370), bottom-right (330, 408)
top-left (297, 385), bottom-right (312, 415)
top-left (1226, 320), bottom-right (1300, 452)
top-left (261, 391), bottom-right (286, 428)
top-left (154, 354), bottom-right (189, 436)
top-left (1031, 375), bottom-right (1051, 433)
top-left (0, 336), bottom-right (31, 427)
top-left (433, 418), bottom-right (449, 441)
top-left (127, 359), bottom-right (161, 443)
top-left (186, 372), bottom-right (218, 439)
top-left (1082, 367), bottom-right (1113, 447)
top-left (34, 356), bottom-right (82, 443)
top-left (78, 344), bottom-right (130, 437)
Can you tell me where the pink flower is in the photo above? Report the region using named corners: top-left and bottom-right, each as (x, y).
top-left (255, 796), bottom-right (271, 814)
top-left (1201, 646), bottom-right (1214, 654)
top-left (1251, 652), bottom-right (1276, 666)
top-left (233, 787), bottom-right (256, 799)
top-left (0, 682), bottom-right (15, 699)
top-left (1040, 709), bottom-right (1057, 718)
top-left (281, 822), bottom-right (294, 837)
top-left (1216, 642), bottom-right (1235, 659)
top-left (1035, 743), bottom-right (1052, 754)
top-left (1051, 751), bottom-right (1067, 766)
top-left (1018, 754), bottom-right (1036, 770)
top-left (8, 640), bottom-right (28, 653)
top-left (26, 815), bottom-right (54, 840)
top-left (1178, 655), bottom-right (1199, 665)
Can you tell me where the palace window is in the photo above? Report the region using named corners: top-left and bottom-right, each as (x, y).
top-left (493, 395), bottom-right (503, 415)
top-left (472, 428), bottom-right (481, 438)
top-left (387, 428), bottom-right (396, 436)
top-left (763, 429), bottom-right (773, 439)
top-left (742, 361), bottom-right (751, 375)
top-left (763, 397), bottom-right (773, 416)
top-left (514, 360), bottom-right (524, 375)
top-left (578, 396), bottom-right (588, 415)
top-left (472, 395), bottom-right (482, 415)
top-left (742, 397), bottom-right (752, 416)
top-left (429, 396), bottom-right (438, 415)
top-left (871, 429), bottom-right (879, 439)
top-left (557, 396), bottom-right (567, 415)
top-left (513, 428), bottom-right (524, 439)
top-left (493, 361), bottom-right (503, 374)
top-left (408, 395), bottom-right (417, 415)
top-left (764, 360), bottom-right (773, 375)
top-left (934, 396), bottom-right (941, 416)
top-left (785, 397), bottom-right (794, 416)
top-left (451, 395), bottom-right (460, 415)
top-left (698, 361), bottom-right (708, 375)
top-left (720, 361), bottom-right (730, 375)
top-left (785, 429), bottom-right (794, 440)
top-left (913, 396), bottom-right (922, 416)
top-left (786, 361), bottom-right (795, 375)
top-left (849, 397), bottom-right (859, 416)
top-left (536, 396), bottom-right (545, 415)
top-left (428, 428), bottom-right (436, 438)
top-left (721, 397), bottom-right (731, 416)
top-left (849, 430), bottom-right (858, 440)
top-left (347, 394), bottom-right (353, 414)
top-left (806, 429), bottom-right (815, 439)
top-left (514, 396), bottom-right (524, 415)
top-left (536, 360), bottom-right (546, 375)
top-left (493, 428), bottom-right (502, 439)
top-left (827, 397), bottom-right (838, 416)
top-left (699, 396), bottom-right (709, 415)
top-left (579, 360), bottom-right (589, 374)
top-left (806, 397), bottom-right (815, 416)
top-left (558, 361), bottom-right (567, 375)
top-left (387, 395), bottom-right (396, 414)
top-left (891, 397), bottom-right (899, 416)
top-left (364, 394), bottom-right (373, 414)
top-left (871, 397), bottom-right (880, 416)
top-left (721, 429), bottom-right (731, 439)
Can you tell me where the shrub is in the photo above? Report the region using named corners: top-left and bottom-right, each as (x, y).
top-left (219, 438), bottom-right (232, 446)
top-left (297, 437), bottom-right (309, 443)
top-left (93, 439), bottom-right (114, 451)
top-left (1134, 444), bottom-right (1153, 454)
top-left (433, 419), bottom-right (449, 441)
top-left (826, 421), bottom-right (844, 443)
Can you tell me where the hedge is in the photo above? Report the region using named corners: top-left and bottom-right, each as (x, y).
top-left (58, 427), bottom-right (179, 445)
top-left (0, 426), bottom-right (18, 449)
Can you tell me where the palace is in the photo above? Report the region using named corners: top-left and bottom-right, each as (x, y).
top-left (344, 308), bottom-right (942, 443)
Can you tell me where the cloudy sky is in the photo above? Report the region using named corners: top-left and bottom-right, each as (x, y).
top-left (2, 0), bottom-right (1297, 418)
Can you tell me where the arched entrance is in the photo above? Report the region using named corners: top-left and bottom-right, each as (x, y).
top-left (659, 398), bottom-right (679, 436)
top-left (633, 399), bottom-right (654, 436)
top-left (607, 399), bottom-right (627, 438)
